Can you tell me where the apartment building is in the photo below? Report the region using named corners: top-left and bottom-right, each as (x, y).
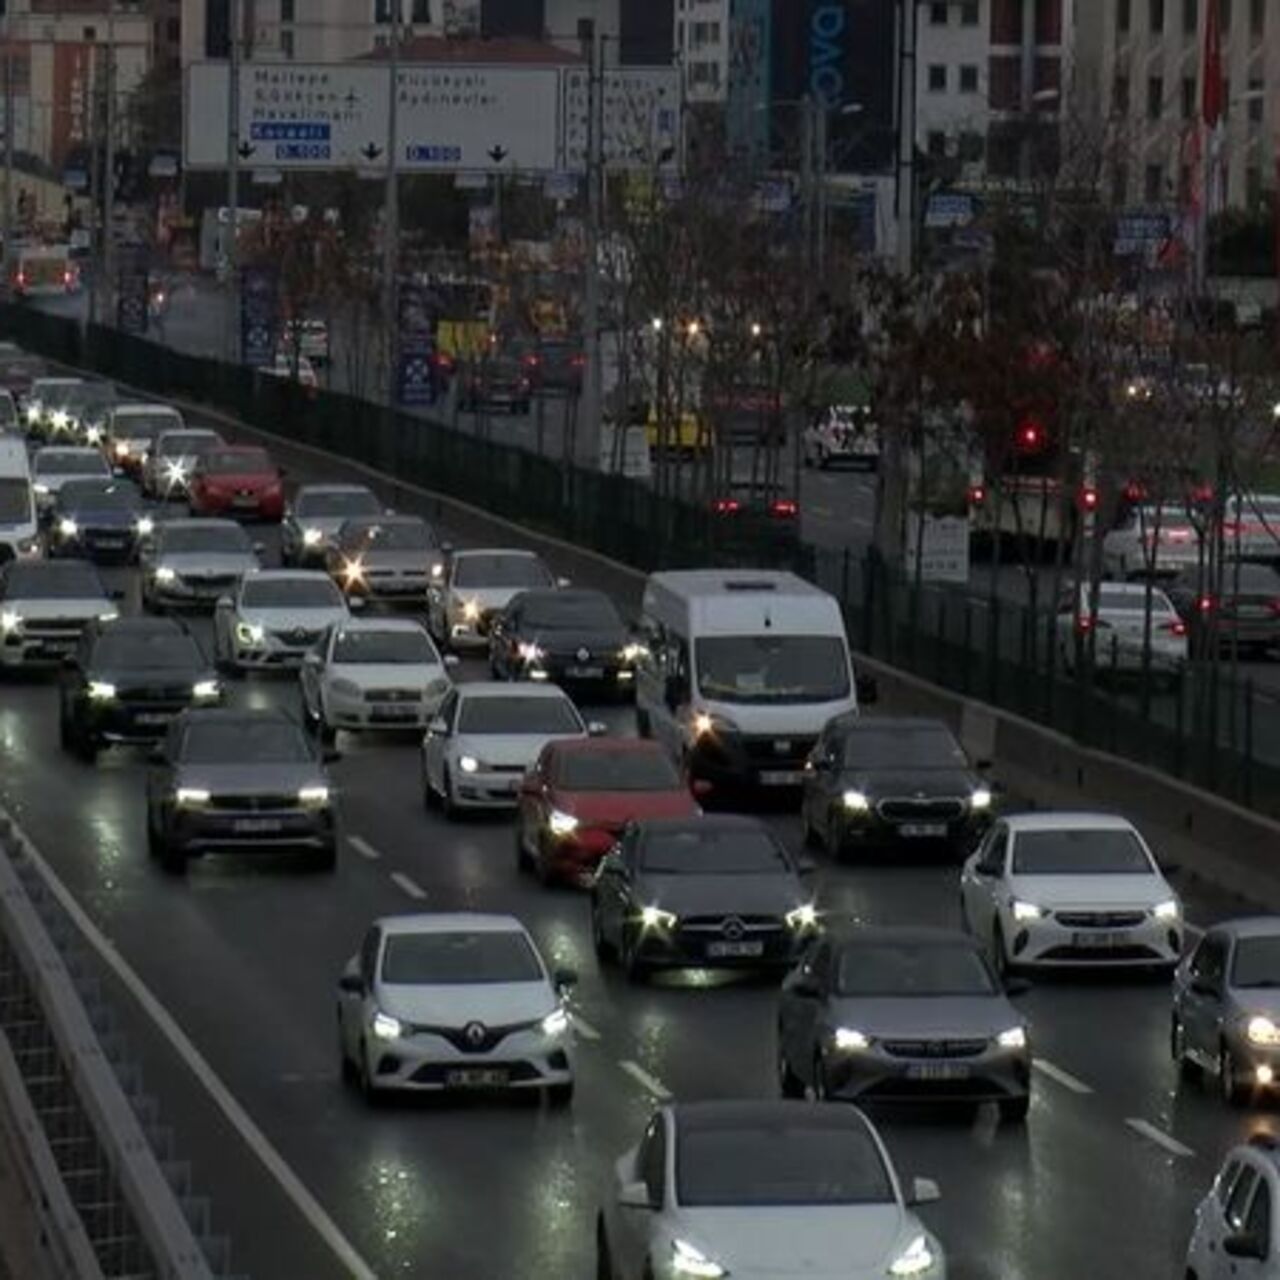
top-left (676, 0), bottom-right (729, 102)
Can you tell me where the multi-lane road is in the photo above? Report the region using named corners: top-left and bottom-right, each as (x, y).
top-left (2, 376), bottom-right (1277, 1280)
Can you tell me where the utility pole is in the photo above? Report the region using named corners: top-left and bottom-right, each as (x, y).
top-left (102, 0), bottom-right (117, 327)
top-left (382, 0), bottom-right (401, 407)
top-left (576, 18), bottom-right (603, 470)
top-left (2, 17), bottom-right (13, 290)
top-left (815, 103), bottom-right (829, 277)
top-left (800, 96), bottom-right (814, 279)
top-left (895, 0), bottom-right (918, 276)
top-left (225, 0), bottom-right (242, 364)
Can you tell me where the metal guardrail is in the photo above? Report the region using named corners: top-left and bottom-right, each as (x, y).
top-left (0, 809), bottom-right (241, 1280)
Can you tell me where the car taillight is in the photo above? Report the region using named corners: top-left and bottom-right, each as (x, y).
top-left (1164, 619), bottom-right (1187, 637)
top-left (570, 354), bottom-right (585, 367)
top-left (1222, 521), bottom-right (1243, 539)
top-left (1269, 599), bottom-right (1280, 617)
top-left (522, 354), bottom-right (539, 367)
top-left (63, 269), bottom-right (74, 286)
top-left (1198, 594), bottom-right (1216, 613)
top-left (712, 497), bottom-right (741, 515)
top-left (1077, 614), bottom-right (1113, 634)
top-left (1123, 481), bottom-right (1147, 503)
top-left (15, 271), bottom-right (25, 288)
top-left (967, 484), bottom-right (986, 506)
top-left (1077, 486), bottom-right (1099, 513)
top-left (770, 498), bottom-right (798, 518)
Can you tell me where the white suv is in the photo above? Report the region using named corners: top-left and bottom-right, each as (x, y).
top-left (1187, 1135), bottom-right (1280, 1278)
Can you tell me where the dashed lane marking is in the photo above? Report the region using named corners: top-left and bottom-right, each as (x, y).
top-left (348, 835), bottom-right (381, 861)
top-left (389, 871), bottom-right (428, 900)
top-left (620, 1060), bottom-right (672, 1100)
top-left (1125, 1118), bottom-right (1194, 1158)
top-left (569, 1013), bottom-right (601, 1041)
top-left (1032, 1058), bottom-right (1093, 1095)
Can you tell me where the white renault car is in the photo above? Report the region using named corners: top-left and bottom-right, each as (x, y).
top-left (300, 617), bottom-right (456, 740)
top-left (421, 681), bottom-right (598, 815)
top-left (1056, 581), bottom-right (1188, 673)
top-left (1186, 1134), bottom-right (1280, 1279)
top-left (426, 547), bottom-right (560, 651)
top-left (960, 812), bottom-right (1183, 974)
top-left (212, 569), bottom-right (349, 671)
top-left (598, 1101), bottom-right (945, 1280)
top-left (336, 912), bottom-right (576, 1103)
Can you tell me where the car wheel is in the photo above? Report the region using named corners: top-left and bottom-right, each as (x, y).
top-left (992, 923), bottom-right (1012, 979)
top-left (778, 1041), bottom-right (805, 1099)
top-left (311, 704), bottom-right (336, 747)
top-left (1171, 1016), bottom-right (1201, 1081)
top-left (311, 841), bottom-right (337, 873)
top-left (546, 1081), bottom-right (574, 1107)
top-left (423, 766), bottom-right (439, 811)
top-left (622, 927), bottom-right (649, 984)
top-left (73, 727), bottom-right (99, 764)
top-left (441, 767), bottom-right (459, 820)
top-left (635, 707), bottom-right (651, 738)
top-left (596, 1220), bottom-right (614, 1280)
top-left (999, 1094), bottom-right (1031, 1124)
top-left (356, 1040), bottom-right (381, 1106)
top-left (591, 898), bottom-right (614, 961)
top-left (515, 822), bottom-right (532, 871)
top-left (810, 1053), bottom-right (830, 1101)
top-left (1220, 1043), bottom-right (1248, 1107)
top-left (800, 800), bottom-right (821, 850)
top-left (157, 835), bottom-right (187, 876)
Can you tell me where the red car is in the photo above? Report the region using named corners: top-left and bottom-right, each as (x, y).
top-left (188, 445), bottom-right (285, 522)
top-left (516, 739), bottom-right (701, 886)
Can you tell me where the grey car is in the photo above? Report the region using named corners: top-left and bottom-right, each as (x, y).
top-left (1173, 917), bottom-right (1280, 1107)
top-left (776, 926), bottom-right (1031, 1121)
top-left (280, 483), bottom-right (383, 567)
top-left (325, 513), bottom-right (446, 603)
top-left (140, 519), bottom-right (261, 611)
top-left (145, 709), bottom-right (338, 874)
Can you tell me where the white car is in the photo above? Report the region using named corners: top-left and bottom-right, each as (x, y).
top-left (141, 428), bottom-right (224, 499)
top-left (213, 569), bottom-right (349, 671)
top-left (280, 483), bottom-right (384, 567)
top-left (1102, 505), bottom-right (1203, 579)
top-left (1186, 1135), bottom-right (1280, 1279)
top-left (803, 405), bottom-right (880, 470)
top-left (421, 682), bottom-right (598, 815)
top-left (1056, 581), bottom-right (1188, 673)
top-left (32, 446), bottom-right (111, 515)
top-left (260, 352), bottom-right (319, 389)
top-left (598, 1101), bottom-right (945, 1280)
top-left (107, 403), bottom-right (184, 472)
top-left (0, 560), bottom-right (117, 668)
top-left (960, 812), bottom-right (1183, 974)
top-left (1223, 493), bottom-right (1280, 562)
top-left (426, 547), bottom-right (560, 651)
top-left (300, 617), bottom-right (456, 740)
top-left (336, 912), bottom-right (576, 1102)
top-left (140, 518), bottom-right (260, 611)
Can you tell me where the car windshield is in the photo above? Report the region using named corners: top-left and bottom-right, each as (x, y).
top-left (0, 477), bottom-right (31, 522)
top-left (296, 489), bottom-right (381, 518)
top-left (94, 633), bottom-right (202, 670)
top-left (180, 720), bottom-right (311, 764)
top-left (677, 1122), bottom-right (893, 1207)
top-left (60, 481), bottom-right (139, 510)
top-left (159, 525), bottom-right (251, 555)
top-left (159, 433), bottom-right (219, 457)
top-left (64, 386), bottom-right (113, 414)
top-left (380, 931), bottom-right (542, 985)
top-left (341, 521), bottom-right (436, 551)
top-left (553, 750), bottom-right (681, 791)
top-left (1011, 828), bottom-right (1153, 875)
top-left (201, 449), bottom-right (273, 475)
top-left (840, 726), bottom-right (967, 769)
top-left (453, 555), bottom-right (553, 588)
top-left (332, 629), bottom-right (436, 665)
top-left (521, 593), bottom-right (621, 630)
top-left (1232, 937), bottom-right (1280, 988)
top-left (640, 828), bottom-right (789, 874)
top-left (5, 563), bottom-right (104, 600)
top-left (241, 578), bottom-right (342, 609)
top-left (113, 413), bottom-right (178, 440)
top-left (36, 452), bottom-right (108, 477)
top-left (837, 943), bottom-right (997, 996)
top-left (1097, 586), bottom-right (1174, 614)
top-left (457, 695), bottom-right (582, 735)
top-left (696, 635), bottom-right (849, 704)
top-left (36, 382), bottom-right (80, 403)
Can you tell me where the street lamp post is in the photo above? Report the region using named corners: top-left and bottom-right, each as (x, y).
top-left (383, 0), bottom-right (401, 407)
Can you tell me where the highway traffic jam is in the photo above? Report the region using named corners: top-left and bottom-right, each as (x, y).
top-left (2, 347), bottom-right (1280, 1280)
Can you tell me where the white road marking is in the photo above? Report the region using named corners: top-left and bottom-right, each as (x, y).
top-left (389, 871), bottom-right (427, 900)
top-left (1033, 1058), bottom-right (1093, 1095)
top-left (620, 1059), bottom-right (672, 1100)
top-left (2, 814), bottom-right (380, 1280)
top-left (348, 835), bottom-right (381, 861)
top-left (569, 1012), bottom-right (601, 1042)
top-left (1126, 1118), bottom-right (1194, 1158)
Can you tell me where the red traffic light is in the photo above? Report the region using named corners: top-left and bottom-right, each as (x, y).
top-left (1015, 419), bottom-right (1046, 452)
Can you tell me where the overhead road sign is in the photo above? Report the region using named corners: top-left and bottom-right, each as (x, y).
top-left (561, 67), bottom-right (681, 173)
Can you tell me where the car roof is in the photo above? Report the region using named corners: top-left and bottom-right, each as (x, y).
top-left (340, 513), bottom-right (425, 528)
top-left (1002, 811), bottom-right (1137, 833)
top-left (179, 708), bottom-right (298, 727)
top-left (207, 443), bottom-right (269, 455)
top-left (457, 681), bottom-right (570, 700)
top-left (828, 715), bottom-right (951, 735)
top-left (1213, 917), bottom-right (1280, 942)
top-left (157, 517), bottom-right (244, 533)
top-left (113, 402), bottom-right (178, 415)
top-left (672, 1100), bottom-right (877, 1135)
top-left (516, 588), bottom-right (607, 605)
top-left (295, 483), bottom-right (375, 496)
top-left (36, 446), bottom-right (100, 458)
top-left (549, 737), bottom-right (666, 756)
top-left (334, 616), bottom-right (430, 634)
top-left (376, 912), bottom-right (529, 938)
top-left (454, 547), bottom-right (541, 559)
top-left (243, 568), bottom-right (333, 583)
top-left (635, 814), bottom-right (768, 836)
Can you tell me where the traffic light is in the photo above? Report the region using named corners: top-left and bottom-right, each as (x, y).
top-left (1015, 417), bottom-right (1046, 452)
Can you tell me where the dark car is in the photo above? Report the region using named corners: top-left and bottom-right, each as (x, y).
top-left (488, 588), bottom-right (641, 697)
top-left (509, 336), bottom-right (585, 395)
top-left (145, 709), bottom-right (338, 874)
top-left (48, 479), bottom-right (151, 564)
top-left (457, 355), bottom-right (532, 414)
top-left (1167, 562), bottom-right (1280, 658)
top-left (801, 716), bottom-right (995, 858)
top-left (59, 617), bottom-right (221, 760)
top-left (590, 815), bottom-right (818, 980)
top-left (777, 927), bottom-right (1031, 1121)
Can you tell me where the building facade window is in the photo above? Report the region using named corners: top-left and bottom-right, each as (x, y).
top-left (1147, 75), bottom-right (1163, 119)
top-left (1117, 0), bottom-right (1131, 33)
top-left (1149, 0), bottom-right (1164, 32)
top-left (1250, 0), bottom-right (1265, 35)
top-left (1183, 0), bottom-right (1197, 34)
top-left (960, 2), bottom-right (980, 24)
top-left (1181, 75), bottom-right (1196, 118)
top-left (1144, 162), bottom-right (1164, 203)
top-left (1247, 79), bottom-right (1264, 123)
top-left (928, 64), bottom-right (947, 91)
top-left (1219, 0), bottom-right (1231, 32)
top-left (1112, 162), bottom-right (1129, 204)
top-left (927, 130), bottom-right (948, 157)
top-left (1113, 74), bottom-right (1131, 115)
top-left (959, 131), bottom-right (984, 161)
top-left (930, 2), bottom-right (949, 23)
top-left (1245, 165), bottom-right (1262, 205)
top-left (960, 64), bottom-right (979, 92)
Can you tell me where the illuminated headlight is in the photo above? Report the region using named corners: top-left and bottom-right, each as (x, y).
top-left (785, 902), bottom-right (819, 930)
top-left (164, 461), bottom-right (187, 483)
top-left (87, 681), bottom-right (117, 701)
top-left (1247, 1016), bottom-right (1280, 1046)
top-left (842, 789), bottom-right (870, 812)
top-left (236, 622), bottom-right (265, 645)
top-left (888, 1234), bottom-right (937, 1277)
top-left (57, 517), bottom-right (78, 538)
top-left (1152, 899), bottom-right (1181, 921)
top-left (25, 406), bottom-right (38, 423)
top-left (547, 808), bottom-right (579, 836)
top-left (640, 905), bottom-right (677, 930)
top-left (302, 527), bottom-right (323, 546)
top-left (0, 610), bottom-right (22, 633)
top-left (970, 787), bottom-right (993, 809)
top-left (84, 425), bottom-right (102, 444)
top-left (298, 784), bottom-right (330, 806)
top-left (461, 598), bottom-right (481, 621)
top-left (175, 787), bottom-right (210, 806)
top-left (458, 755), bottom-right (480, 774)
top-left (50, 410), bottom-right (68, 429)
top-left (540, 1007), bottom-right (570, 1037)
top-left (135, 516), bottom-right (154, 536)
top-left (997, 1026), bottom-right (1027, 1050)
top-left (16, 539), bottom-right (39, 556)
top-left (621, 642), bottom-right (647, 664)
top-left (1011, 900), bottom-right (1043, 922)
top-left (693, 711), bottom-right (715, 738)
top-left (97, 610), bottom-right (117, 623)
top-left (192, 680), bottom-right (220, 700)
top-left (833, 1026), bottom-right (870, 1050)
top-left (33, 482), bottom-right (49, 496)
top-left (154, 566), bottom-right (176, 583)
top-left (114, 440), bottom-right (130, 459)
top-left (342, 558), bottom-right (364, 583)
top-left (430, 562), bottom-right (444, 578)
top-left (372, 1011), bottom-right (403, 1041)
top-left (670, 1240), bottom-right (726, 1278)
top-left (518, 641), bottom-right (543, 663)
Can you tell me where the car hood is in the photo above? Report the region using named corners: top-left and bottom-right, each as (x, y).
top-left (201, 471), bottom-right (278, 489)
top-left (64, 506), bottom-right (141, 529)
top-left (826, 994), bottom-right (1020, 1038)
top-left (295, 515), bottom-right (357, 537)
top-left (837, 767), bottom-right (979, 796)
top-left (669, 1204), bottom-right (910, 1275)
top-left (157, 552), bottom-right (258, 576)
top-left (523, 627), bottom-right (627, 654)
top-left (1007, 872), bottom-right (1173, 909)
top-left (328, 662), bottom-right (444, 689)
top-left (698, 697), bottom-right (858, 735)
top-left (551, 789), bottom-right (698, 826)
top-left (452, 731), bottom-right (583, 767)
top-left (449, 585), bottom-right (533, 611)
top-left (379, 980), bottom-right (554, 1027)
top-left (92, 664), bottom-right (211, 689)
top-left (39, 473), bottom-right (105, 491)
top-left (7, 597), bottom-right (111, 620)
top-left (357, 549), bottom-right (444, 572)
top-left (634, 871), bottom-right (804, 916)
top-left (174, 762), bottom-right (326, 794)
top-left (239, 605), bottom-right (348, 630)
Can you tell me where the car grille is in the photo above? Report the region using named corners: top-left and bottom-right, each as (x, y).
top-left (364, 689), bottom-right (421, 704)
top-left (268, 627), bottom-right (322, 647)
top-left (178, 574), bottom-right (237, 592)
top-left (0, 545), bottom-right (13, 565)
top-left (739, 734), bottom-right (818, 767)
top-left (679, 914), bottom-right (785, 935)
top-left (881, 1038), bottom-right (990, 1059)
top-left (26, 619), bottom-right (89, 638)
top-left (119, 685), bottom-right (192, 703)
top-left (876, 798), bottom-right (967, 822)
top-left (206, 794), bottom-right (299, 812)
top-left (401, 1018), bottom-right (539, 1054)
top-left (485, 764), bottom-right (526, 774)
top-left (1039, 944), bottom-right (1162, 962)
top-left (1053, 911), bottom-right (1147, 929)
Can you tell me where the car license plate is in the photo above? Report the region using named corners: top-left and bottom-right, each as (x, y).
top-left (371, 707), bottom-right (417, 723)
top-left (446, 1067), bottom-right (508, 1088)
top-left (1072, 931), bottom-right (1129, 948)
top-left (707, 940), bottom-right (764, 958)
top-left (899, 823), bottom-right (948, 838)
top-left (567, 666), bottom-right (604, 679)
top-left (906, 1063), bottom-right (971, 1081)
top-left (232, 495), bottom-right (258, 508)
top-left (760, 770), bottom-right (804, 785)
top-left (94, 537), bottom-right (126, 549)
top-left (233, 817), bottom-right (283, 834)
top-left (135, 712), bottom-right (172, 726)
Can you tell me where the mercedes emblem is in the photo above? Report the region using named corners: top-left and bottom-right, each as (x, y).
top-left (721, 917), bottom-right (745, 941)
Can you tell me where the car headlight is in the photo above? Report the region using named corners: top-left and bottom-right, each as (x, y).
top-left (1011, 900), bottom-right (1043, 921)
top-left (540, 1007), bottom-right (570, 1037)
top-left (888, 1234), bottom-right (937, 1277)
top-left (58, 518), bottom-right (78, 538)
top-left (640, 905), bottom-right (677, 930)
top-left (302, 527), bottom-right (323, 546)
top-left (458, 755), bottom-right (480, 774)
top-left (970, 787), bottom-right (993, 809)
top-left (692, 710), bottom-right (738, 739)
top-left (329, 678), bottom-right (362, 700)
top-left (114, 440), bottom-right (130, 458)
top-left (372, 1011), bottom-right (403, 1041)
top-left (997, 1026), bottom-right (1027, 1050)
top-left (0, 610), bottom-right (22, 634)
top-left (298, 785), bottom-right (330, 806)
top-left (621, 642), bottom-right (647, 664)
top-left (135, 516), bottom-right (154, 536)
top-left (518, 641), bottom-right (543, 663)
top-left (153, 566), bottom-right (177, 584)
top-left (192, 680), bottom-right (220, 700)
top-left (1152, 899), bottom-right (1181, 921)
top-left (51, 411), bottom-right (67, 429)
top-left (671, 1240), bottom-right (727, 1278)
top-left (342, 558), bottom-right (364, 583)
top-left (84, 425), bottom-right (102, 444)
top-left (175, 787), bottom-right (210, 806)
top-left (165, 461), bottom-right (187, 481)
top-left (25, 406), bottom-right (38, 423)
top-left (236, 622), bottom-right (265, 645)
top-left (461, 598), bottom-right (481, 621)
top-left (833, 1026), bottom-right (871, 1051)
top-left (431, 562), bottom-right (444, 578)
top-left (87, 681), bottom-right (116, 701)
top-left (1247, 1016), bottom-right (1280, 1046)
top-left (842, 789), bottom-right (870, 812)
top-left (785, 903), bottom-right (819, 930)
top-left (424, 677), bottom-right (450, 699)
top-left (33, 482), bottom-right (49, 496)
top-left (548, 808), bottom-right (579, 836)
top-left (98, 610), bottom-right (117, 623)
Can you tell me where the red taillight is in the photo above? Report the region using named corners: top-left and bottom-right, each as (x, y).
top-left (570, 354), bottom-right (586, 367)
top-left (63, 269), bottom-right (74, 286)
top-left (522, 354), bottom-right (540, 367)
top-left (1015, 418), bottom-right (1045, 451)
top-left (1123, 481), bottom-right (1147, 503)
top-left (1165, 619), bottom-right (1188, 637)
top-left (1078, 486), bottom-right (1099, 512)
top-left (1222, 521), bottom-right (1243, 539)
top-left (1076, 614), bottom-right (1094, 634)
top-left (1198, 594), bottom-right (1216, 613)
top-left (1165, 528), bottom-right (1191, 543)
top-left (770, 498), bottom-right (798, 518)
top-left (967, 484), bottom-right (986, 506)
top-left (1190, 484), bottom-right (1214, 503)
top-left (15, 271), bottom-right (25, 288)
top-left (712, 497), bottom-right (741, 515)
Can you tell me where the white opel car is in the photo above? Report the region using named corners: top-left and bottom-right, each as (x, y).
top-left (212, 569), bottom-right (349, 671)
top-left (598, 1101), bottom-right (945, 1280)
top-left (336, 912), bottom-right (576, 1103)
top-left (960, 812), bottom-right (1183, 974)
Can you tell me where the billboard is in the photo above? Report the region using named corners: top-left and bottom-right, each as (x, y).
top-left (726, 0), bottom-right (771, 163)
top-left (560, 67), bottom-right (681, 173)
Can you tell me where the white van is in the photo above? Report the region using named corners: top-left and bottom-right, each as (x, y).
top-left (0, 438), bottom-right (41, 562)
top-left (635, 570), bottom-right (858, 795)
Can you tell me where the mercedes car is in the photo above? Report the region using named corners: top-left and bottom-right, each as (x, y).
top-left (325, 514), bottom-right (447, 604)
top-left (280, 483), bottom-right (384, 567)
top-left (426, 548), bottom-right (559, 651)
top-left (140, 518), bottom-right (261, 612)
top-left (212, 569), bottom-right (350, 671)
top-left (0, 559), bottom-right (117, 669)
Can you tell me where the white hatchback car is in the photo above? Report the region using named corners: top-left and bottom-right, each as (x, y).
top-left (598, 1101), bottom-right (945, 1280)
top-left (336, 912), bottom-right (576, 1103)
top-left (1186, 1134), bottom-right (1280, 1279)
top-left (212, 569), bottom-right (350, 671)
top-left (1056, 582), bottom-right (1188, 673)
top-left (960, 813), bottom-right (1183, 974)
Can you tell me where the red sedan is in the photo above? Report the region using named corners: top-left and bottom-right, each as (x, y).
top-left (188, 445), bottom-right (285, 522)
top-left (516, 739), bottom-right (701, 886)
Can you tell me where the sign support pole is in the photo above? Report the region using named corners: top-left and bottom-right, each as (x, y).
top-left (2, 18), bottom-right (12, 291)
top-left (103, 0), bottom-right (117, 329)
top-left (577, 19), bottom-right (603, 471)
top-left (383, 1), bottom-right (401, 407)
top-left (225, 0), bottom-right (241, 365)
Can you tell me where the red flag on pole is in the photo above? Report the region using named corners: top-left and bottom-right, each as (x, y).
top-left (1202, 0), bottom-right (1223, 127)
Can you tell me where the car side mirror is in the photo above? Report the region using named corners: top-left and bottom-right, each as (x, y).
top-left (664, 675), bottom-right (685, 710)
top-left (62, 654), bottom-right (79, 669)
top-left (1224, 1232), bottom-right (1267, 1261)
top-left (441, 542), bottom-right (454, 555)
top-left (253, 541), bottom-right (266, 556)
top-left (443, 653), bottom-right (460, 667)
top-left (909, 1177), bottom-right (941, 1207)
top-left (553, 967), bottom-right (578, 991)
top-left (1191, 976), bottom-right (1220, 997)
top-left (427, 717), bottom-right (448, 736)
top-left (975, 758), bottom-right (994, 773)
top-left (1004, 977), bottom-right (1032, 997)
top-left (856, 674), bottom-right (878, 705)
top-left (108, 586), bottom-right (126, 601)
top-left (618, 1181), bottom-right (652, 1211)
top-left (788, 976), bottom-right (821, 998)
top-left (337, 973), bottom-right (364, 995)
top-left (1161, 861), bottom-right (1182, 877)
top-left (587, 721), bottom-right (608, 738)
top-left (811, 755), bottom-right (833, 772)
top-left (148, 746), bottom-right (166, 764)
top-left (348, 596), bottom-right (366, 611)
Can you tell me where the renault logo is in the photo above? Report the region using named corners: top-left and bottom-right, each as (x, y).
top-left (464, 1021), bottom-right (487, 1047)
top-left (291, 628), bottom-right (309, 642)
top-left (576, 646), bottom-right (590, 661)
top-left (721, 917), bottom-right (745, 941)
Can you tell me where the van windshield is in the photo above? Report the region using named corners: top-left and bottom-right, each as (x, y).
top-left (0, 477), bottom-right (30, 523)
top-left (695, 635), bottom-right (850, 704)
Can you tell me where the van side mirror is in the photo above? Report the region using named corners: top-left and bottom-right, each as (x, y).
top-left (337, 972), bottom-right (364, 995)
top-left (618, 1181), bottom-right (653, 1211)
top-left (909, 1177), bottom-right (941, 1206)
top-left (1224, 1233), bottom-right (1267, 1261)
top-left (553, 967), bottom-right (578, 991)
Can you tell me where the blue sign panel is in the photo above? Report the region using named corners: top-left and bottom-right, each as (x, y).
top-left (240, 266), bottom-right (278, 368)
top-left (405, 144), bottom-right (464, 165)
top-left (396, 282), bottom-right (437, 407)
top-left (249, 123), bottom-right (331, 142)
